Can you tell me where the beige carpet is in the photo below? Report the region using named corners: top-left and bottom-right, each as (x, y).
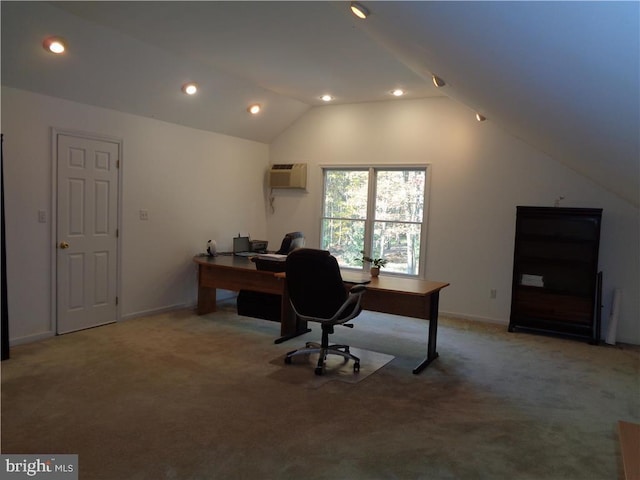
top-left (2, 300), bottom-right (639, 480)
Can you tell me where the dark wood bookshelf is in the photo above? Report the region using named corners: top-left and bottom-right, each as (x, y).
top-left (508, 206), bottom-right (603, 343)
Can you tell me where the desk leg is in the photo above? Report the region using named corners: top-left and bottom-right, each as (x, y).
top-left (413, 291), bottom-right (440, 374)
top-left (274, 281), bottom-right (311, 344)
top-left (197, 285), bottom-right (217, 315)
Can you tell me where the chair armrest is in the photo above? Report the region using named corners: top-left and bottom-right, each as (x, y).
top-left (349, 284), bottom-right (367, 294)
top-left (330, 284), bottom-right (366, 323)
top-left (292, 281), bottom-right (366, 325)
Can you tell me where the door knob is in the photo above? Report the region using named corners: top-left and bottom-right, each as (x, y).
top-left (59, 241), bottom-right (70, 249)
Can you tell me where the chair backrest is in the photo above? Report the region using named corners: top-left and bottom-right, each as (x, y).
top-left (276, 232), bottom-right (305, 255)
top-left (286, 249), bottom-right (348, 319)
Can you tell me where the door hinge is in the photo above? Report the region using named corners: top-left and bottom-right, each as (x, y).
top-left (116, 296), bottom-right (119, 306)
top-left (116, 229), bottom-right (119, 238)
top-left (116, 160), bottom-right (120, 169)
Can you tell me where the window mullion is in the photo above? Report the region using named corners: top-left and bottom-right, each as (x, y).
top-left (363, 167), bottom-right (376, 258)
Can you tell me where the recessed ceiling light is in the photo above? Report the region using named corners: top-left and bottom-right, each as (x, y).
top-left (181, 83), bottom-right (198, 95)
top-left (320, 94), bottom-right (333, 102)
top-left (350, 2), bottom-right (369, 19)
top-left (248, 104), bottom-right (261, 114)
top-left (43, 36), bottom-right (66, 54)
top-left (391, 89), bottom-right (405, 97)
top-left (476, 113), bottom-right (486, 122)
top-left (432, 75), bottom-right (446, 88)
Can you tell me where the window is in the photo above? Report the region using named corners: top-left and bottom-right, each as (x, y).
top-left (321, 166), bottom-right (429, 276)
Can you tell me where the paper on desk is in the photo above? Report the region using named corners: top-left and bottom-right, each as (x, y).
top-left (256, 254), bottom-right (287, 261)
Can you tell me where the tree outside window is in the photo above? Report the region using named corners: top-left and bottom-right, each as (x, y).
top-left (321, 167), bottom-right (428, 276)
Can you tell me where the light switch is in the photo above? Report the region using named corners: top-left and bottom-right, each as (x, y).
top-left (38, 210), bottom-right (47, 223)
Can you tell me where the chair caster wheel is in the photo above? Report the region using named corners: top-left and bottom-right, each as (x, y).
top-left (284, 356), bottom-right (292, 364)
top-left (354, 362), bottom-right (360, 373)
top-left (315, 366), bottom-right (324, 376)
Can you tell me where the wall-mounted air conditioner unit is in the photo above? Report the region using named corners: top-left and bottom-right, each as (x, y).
top-left (269, 163), bottom-right (307, 189)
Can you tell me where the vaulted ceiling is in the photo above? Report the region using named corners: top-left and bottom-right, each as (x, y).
top-left (2, 1), bottom-right (638, 206)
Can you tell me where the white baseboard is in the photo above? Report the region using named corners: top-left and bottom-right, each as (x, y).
top-left (10, 331), bottom-right (55, 346)
top-left (9, 303), bottom-right (198, 346)
top-left (8, 305), bottom-right (503, 347)
top-left (120, 293), bottom-right (237, 321)
top-left (121, 303), bottom-right (189, 321)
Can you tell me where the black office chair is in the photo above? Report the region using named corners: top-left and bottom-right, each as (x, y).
top-left (276, 231), bottom-right (305, 255)
top-left (284, 248), bottom-right (366, 375)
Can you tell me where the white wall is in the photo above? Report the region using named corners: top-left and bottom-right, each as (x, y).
top-left (3, 88), bottom-right (638, 345)
top-left (268, 98), bottom-right (640, 344)
top-left (2, 87), bottom-right (269, 344)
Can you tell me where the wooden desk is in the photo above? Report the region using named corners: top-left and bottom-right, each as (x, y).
top-left (343, 274), bottom-right (449, 374)
top-left (194, 255), bottom-right (449, 374)
top-left (193, 255), bottom-right (310, 342)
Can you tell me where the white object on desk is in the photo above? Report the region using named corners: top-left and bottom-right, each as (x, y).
top-left (256, 253), bottom-right (287, 261)
top-left (521, 274), bottom-right (544, 287)
top-left (207, 240), bottom-right (217, 256)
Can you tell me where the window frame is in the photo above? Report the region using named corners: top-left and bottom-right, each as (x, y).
top-left (320, 164), bottom-right (431, 278)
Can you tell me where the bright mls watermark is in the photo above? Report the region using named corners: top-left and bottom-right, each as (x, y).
top-left (0, 455), bottom-right (77, 480)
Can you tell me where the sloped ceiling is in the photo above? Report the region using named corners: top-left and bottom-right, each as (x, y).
top-left (1, 1), bottom-right (638, 206)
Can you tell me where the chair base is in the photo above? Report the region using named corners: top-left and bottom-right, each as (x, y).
top-left (285, 341), bottom-right (360, 375)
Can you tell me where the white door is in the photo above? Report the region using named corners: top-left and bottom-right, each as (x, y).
top-left (56, 133), bottom-right (119, 334)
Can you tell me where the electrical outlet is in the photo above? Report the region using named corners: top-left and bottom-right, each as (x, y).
top-left (490, 289), bottom-right (497, 299)
top-left (139, 209), bottom-right (149, 221)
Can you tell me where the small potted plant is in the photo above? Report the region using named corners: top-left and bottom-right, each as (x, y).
top-left (360, 251), bottom-right (387, 277)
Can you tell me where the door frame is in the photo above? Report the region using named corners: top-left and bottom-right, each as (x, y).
top-left (50, 128), bottom-right (123, 334)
